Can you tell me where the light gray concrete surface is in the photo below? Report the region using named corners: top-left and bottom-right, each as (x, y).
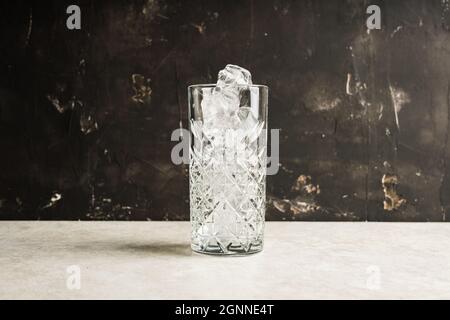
top-left (0, 221), bottom-right (449, 299)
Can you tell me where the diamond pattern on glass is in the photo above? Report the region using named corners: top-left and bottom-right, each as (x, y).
top-left (189, 120), bottom-right (266, 254)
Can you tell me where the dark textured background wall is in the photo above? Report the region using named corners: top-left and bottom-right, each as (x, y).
top-left (0, 0), bottom-right (449, 221)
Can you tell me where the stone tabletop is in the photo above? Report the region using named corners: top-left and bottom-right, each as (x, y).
top-left (0, 221), bottom-right (449, 299)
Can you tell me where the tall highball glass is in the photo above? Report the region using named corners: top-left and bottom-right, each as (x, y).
top-left (188, 84), bottom-right (268, 255)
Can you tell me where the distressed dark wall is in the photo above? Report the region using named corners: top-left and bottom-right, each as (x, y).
top-left (0, 0), bottom-right (449, 221)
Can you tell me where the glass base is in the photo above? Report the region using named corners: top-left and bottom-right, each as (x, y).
top-left (191, 241), bottom-right (263, 256)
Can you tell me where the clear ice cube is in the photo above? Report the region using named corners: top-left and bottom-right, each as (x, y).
top-left (201, 65), bottom-right (253, 130)
top-left (216, 64), bottom-right (253, 88)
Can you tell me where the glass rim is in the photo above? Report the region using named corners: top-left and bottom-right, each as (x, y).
top-left (188, 83), bottom-right (268, 90)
